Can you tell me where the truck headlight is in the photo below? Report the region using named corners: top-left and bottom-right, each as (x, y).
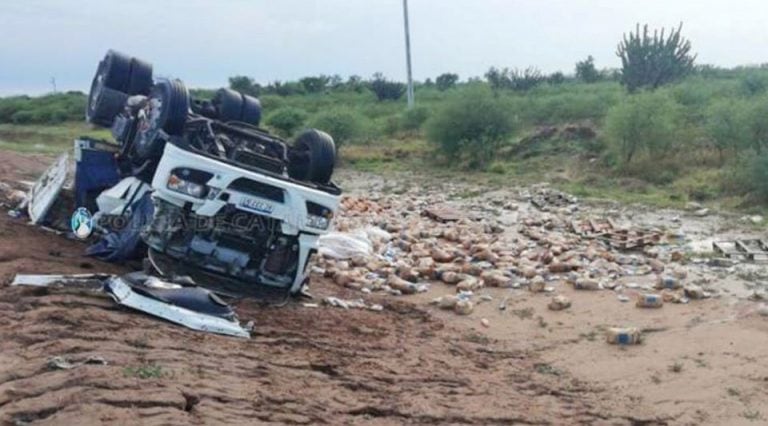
top-left (305, 201), bottom-right (334, 230)
top-left (306, 214), bottom-right (331, 230)
top-left (167, 173), bottom-right (208, 198)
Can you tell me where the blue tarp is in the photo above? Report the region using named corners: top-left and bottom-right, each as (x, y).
top-left (86, 192), bottom-right (154, 262)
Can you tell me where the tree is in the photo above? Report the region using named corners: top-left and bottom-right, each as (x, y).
top-left (299, 75), bottom-right (330, 93)
top-left (705, 99), bottom-right (749, 163)
top-left (228, 75), bottom-right (260, 96)
top-left (266, 80), bottom-right (304, 96)
top-left (509, 67), bottom-right (544, 91)
top-left (616, 23), bottom-right (696, 93)
top-left (328, 74), bottom-right (344, 90)
top-left (575, 56), bottom-right (600, 83)
top-left (345, 75), bottom-right (365, 93)
top-left (484, 67), bottom-right (544, 92)
top-left (435, 73), bottom-right (459, 91)
top-left (604, 91), bottom-right (682, 166)
top-left (369, 73), bottom-right (405, 101)
top-left (547, 72), bottom-right (566, 85)
top-left (745, 96), bottom-right (768, 153)
top-left (484, 67), bottom-right (508, 92)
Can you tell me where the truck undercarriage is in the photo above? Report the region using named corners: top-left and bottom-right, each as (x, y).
top-left (34, 49), bottom-right (342, 298)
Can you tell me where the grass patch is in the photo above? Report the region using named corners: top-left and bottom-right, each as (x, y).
top-left (123, 363), bottom-right (165, 379)
top-left (341, 137), bottom-right (428, 173)
top-left (534, 363), bottom-right (563, 376)
top-left (668, 361), bottom-right (684, 373)
top-left (742, 410), bottom-right (763, 421)
top-left (511, 307), bottom-right (535, 320)
top-left (0, 123), bottom-right (110, 154)
top-left (5, 117), bottom-right (768, 218)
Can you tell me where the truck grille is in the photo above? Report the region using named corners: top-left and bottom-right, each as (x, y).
top-left (228, 178), bottom-right (285, 203)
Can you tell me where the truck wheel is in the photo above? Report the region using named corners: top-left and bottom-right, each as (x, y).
top-left (86, 84), bottom-right (128, 127)
top-left (213, 88), bottom-right (262, 126)
top-left (98, 50), bottom-right (132, 92)
top-left (288, 129), bottom-right (336, 184)
top-left (128, 57), bottom-right (153, 95)
top-left (89, 50), bottom-right (152, 95)
top-left (133, 78), bottom-right (189, 160)
top-left (213, 88), bottom-right (241, 123)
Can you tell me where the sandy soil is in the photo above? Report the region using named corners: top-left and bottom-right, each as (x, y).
top-left (0, 151), bottom-right (766, 425)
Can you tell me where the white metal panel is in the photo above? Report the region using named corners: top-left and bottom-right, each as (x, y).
top-left (27, 154), bottom-right (69, 224)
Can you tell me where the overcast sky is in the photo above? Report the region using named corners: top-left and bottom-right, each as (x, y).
top-left (1, 0), bottom-right (766, 95)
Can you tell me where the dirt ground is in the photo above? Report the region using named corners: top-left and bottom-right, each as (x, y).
top-left (0, 150), bottom-right (767, 425)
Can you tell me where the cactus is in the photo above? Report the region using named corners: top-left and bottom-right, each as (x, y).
top-left (616, 23), bottom-right (696, 93)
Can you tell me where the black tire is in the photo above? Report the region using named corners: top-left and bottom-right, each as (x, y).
top-left (101, 50), bottom-right (132, 92)
top-left (86, 85), bottom-right (128, 127)
top-left (85, 50), bottom-right (153, 124)
top-left (241, 94), bottom-right (262, 126)
top-left (128, 57), bottom-right (153, 95)
top-left (213, 88), bottom-right (243, 122)
top-left (133, 78), bottom-right (189, 160)
top-left (213, 88), bottom-right (262, 126)
top-left (288, 129), bottom-right (336, 184)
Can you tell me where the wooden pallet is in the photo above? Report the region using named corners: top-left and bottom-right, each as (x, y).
top-left (603, 229), bottom-right (662, 250)
top-left (713, 239), bottom-right (768, 262)
top-left (571, 218), bottom-right (661, 250)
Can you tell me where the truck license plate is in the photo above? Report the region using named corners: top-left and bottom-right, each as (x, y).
top-left (239, 197), bottom-right (274, 214)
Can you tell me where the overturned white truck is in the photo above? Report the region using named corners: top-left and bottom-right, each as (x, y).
top-left (36, 50), bottom-right (342, 299)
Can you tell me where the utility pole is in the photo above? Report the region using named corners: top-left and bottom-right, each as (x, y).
top-left (402, 0), bottom-right (414, 108)
top-left (50, 77), bottom-right (57, 94)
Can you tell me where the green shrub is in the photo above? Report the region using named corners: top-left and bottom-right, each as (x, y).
top-left (383, 114), bottom-right (401, 136)
top-left (484, 67), bottom-right (545, 92)
top-left (705, 99), bottom-right (749, 161)
top-left (310, 108), bottom-right (365, 146)
top-left (523, 91), bottom-right (619, 124)
top-left (401, 106), bottom-right (430, 131)
top-left (436, 73), bottom-right (459, 91)
top-left (0, 93), bottom-right (86, 124)
top-left (259, 95), bottom-right (284, 111)
top-left (10, 110), bottom-right (34, 124)
top-left (740, 153), bottom-right (768, 201)
top-left (744, 95), bottom-right (768, 153)
top-left (266, 81), bottom-right (305, 96)
top-left (369, 73), bottom-right (406, 101)
top-left (604, 90), bottom-right (683, 167)
top-left (426, 87), bottom-right (516, 168)
top-left (265, 107), bottom-right (308, 137)
top-left (299, 75), bottom-right (330, 93)
top-left (547, 72), bottom-right (566, 85)
top-left (741, 72), bottom-right (768, 96)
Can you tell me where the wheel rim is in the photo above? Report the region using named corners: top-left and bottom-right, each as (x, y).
top-left (88, 71), bottom-right (106, 117)
top-left (135, 95), bottom-right (164, 155)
